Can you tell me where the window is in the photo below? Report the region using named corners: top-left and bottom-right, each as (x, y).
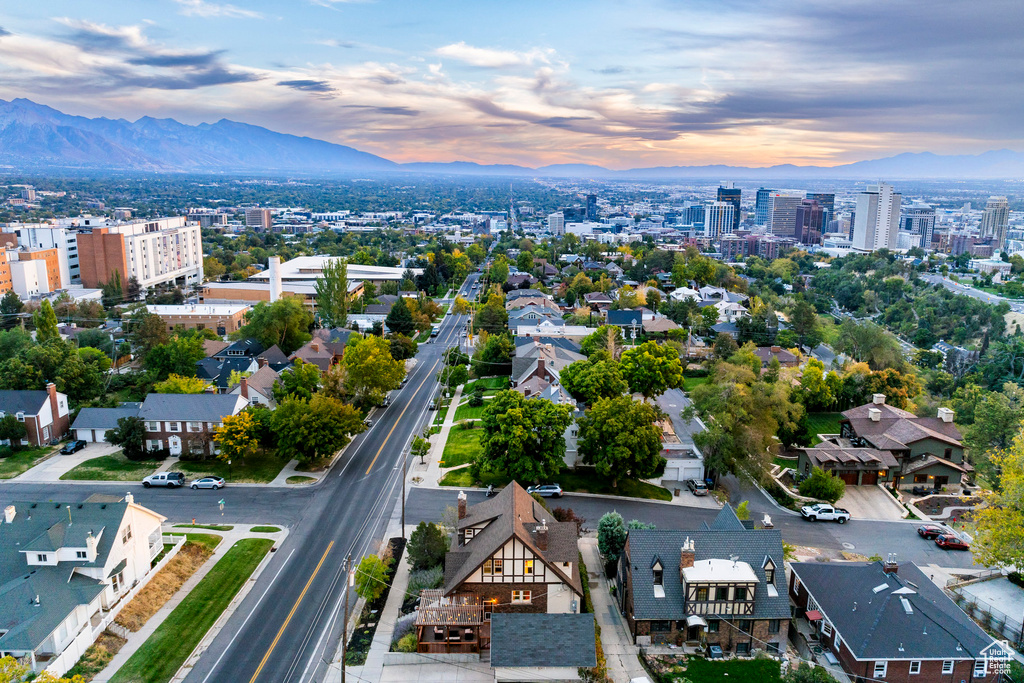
top-left (873, 661), bottom-right (887, 678)
top-left (483, 559), bottom-right (503, 575)
top-left (944, 448), bottom-right (953, 459)
top-left (146, 421), bottom-right (160, 432)
top-left (736, 642), bottom-right (750, 655)
top-left (122, 527), bottom-right (132, 544)
top-left (148, 440), bottom-right (162, 450)
top-left (524, 559), bottom-right (534, 575)
top-left (16, 412), bottom-right (24, 422)
top-left (42, 426), bottom-right (49, 440)
top-left (734, 586), bottom-right (748, 600)
top-left (76, 551), bottom-right (87, 559)
top-left (167, 422), bottom-right (180, 432)
top-left (737, 620), bottom-right (751, 633)
top-left (511, 590), bottom-right (531, 604)
top-left (766, 643), bottom-right (780, 655)
top-left (764, 567), bottom-right (775, 584)
top-left (653, 568), bottom-right (663, 586)
top-left (696, 587), bottom-right (709, 601)
top-left (187, 421), bottom-right (203, 432)
top-left (707, 620), bottom-right (719, 633)
top-left (909, 661), bottom-right (921, 675)
top-left (975, 660), bottom-right (988, 677)
top-left (36, 554), bottom-right (48, 562)
top-left (941, 661), bottom-right (954, 675)
top-left (464, 528), bottom-right (475, 541)
top-left (715, 586), bottom-right (729, 600)
top-left (914, 474), bottom-right (929, 484)
top-left (768, 620), bottom-right (780, 634)
top-left (821, 620), bottom-right (833, 637)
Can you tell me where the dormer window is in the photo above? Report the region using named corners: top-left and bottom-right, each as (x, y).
top-left (763, 556), bottom-right (776, 585)
top-left (652, 560), bottom-right (663, 586)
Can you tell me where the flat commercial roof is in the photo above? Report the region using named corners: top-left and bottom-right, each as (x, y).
top-left (147, 304), bottom-right (249, 316)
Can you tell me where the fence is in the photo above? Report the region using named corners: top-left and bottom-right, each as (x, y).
top-left (949, 586), bottom-right (1024, 646)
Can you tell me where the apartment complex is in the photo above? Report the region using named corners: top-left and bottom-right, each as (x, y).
top-left (76, 217), bottom-right (203, 290)
top-left (245, 208), bottom-right (273, 230)
top-left (853, 182), bottom-right (901, 252)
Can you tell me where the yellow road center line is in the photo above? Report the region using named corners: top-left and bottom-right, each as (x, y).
top-left (248, 541), bottom-right (334, 683)
top-left (364, 357), bottom-right (441, 474)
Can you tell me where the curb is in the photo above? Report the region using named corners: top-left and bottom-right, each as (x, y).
top-left (422, 484), bottom-right (723, 510)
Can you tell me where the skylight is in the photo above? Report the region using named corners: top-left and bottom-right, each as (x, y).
top-left (872, 583), bottom-right (890, 593)
top-left (901, 597), bottom-right (913, 614)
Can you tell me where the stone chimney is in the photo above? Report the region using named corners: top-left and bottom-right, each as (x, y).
top-left (937, 407), bottom-right (954, 423)
top-left (240, 377), bottom-right (249, 399)
top-left (257, 357), bottom-right (268, 369)
top-left (310, 341), bottom-right (320, 353)
top-left (46, 381), bottom-right (59, 421)
top-left (457, 491), bottom-right (467, 520)
top-left (770, 346), bottom-right (781, 354)
top-left (883, 553), bottom-right (898, 575)
top-left (868, 407), bottom-right (881, 422)
top-left (872, 393), bottom-right (886, 405)
top-left (4, 505), bottom-right (15, 524)
top-left (535, 519), bottom-right (548, 551)
top-left (680, 537), bottom-right (695, 575)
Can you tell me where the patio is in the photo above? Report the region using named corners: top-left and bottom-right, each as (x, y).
top-left (415, 590), bottom-right (490, 655)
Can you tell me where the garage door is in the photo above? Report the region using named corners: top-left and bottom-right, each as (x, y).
top-left (860, 471), bottom-right (879, 486)
top-left (839, 471), bottom-right (859, 485)
top-left (76, 429), bottom-right (93, 443)
top-left (664, 467), bottom-right (679, 481)
top-left (681, 466), bottom-right (703, 481)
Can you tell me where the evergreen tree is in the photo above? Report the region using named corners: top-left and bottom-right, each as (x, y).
top-left (314, 258), bottom-right (349, 328)
top-left (384, 296), bottom-right (416, 336)
top-left (34, 299), bottom-right (60, 343)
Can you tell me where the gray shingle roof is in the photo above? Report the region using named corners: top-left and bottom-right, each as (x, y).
top-left (490, 613), bottom-right (596, 668)
top-left (0, 390), bottom-right (50, 416)
top-left (624, 506), bottom-right (789, 621)
top-left (606, 309), bottom-right (645, 326)
top-left (791, 561), bottom-right (995, 660)
top-left (72, 406), bottom-right (141, 432)
top-left (138, 393), bottom-right (245, 422)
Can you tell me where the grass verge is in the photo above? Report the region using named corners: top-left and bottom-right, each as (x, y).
top-left (440, 465), bottom-right (672, 501)
top-left (176, 450), bottom-right (287, 483)
top-left (173, 524), bottom-right (233, 531)
top-left (115, 541), bottom-right (216, 632)
top-left (287, 475), bottom-right (317, 485)
top-left (452, 403), bottom-right (487, 421)
top-left (0, 446), bottom-right (55, 479)
top-left (250, 526), bottom-right (281, 533)
top-left (110, 538), bottom-right (274, 683)
top-left (440, 427), bottom-right (483, 468)
top-left (60, 451), bottom-right (162, 481)
top-left (465, 376), bottom-right (509, 392)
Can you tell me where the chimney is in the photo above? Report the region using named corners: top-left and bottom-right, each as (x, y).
top-left (4, 505), bottom-right (15, 523)
top-left (240, 377), bottom-right (249, 399)
top-left (310, 341), bottom-right (320, 353)
top-left (535, 519), bottom-right (548, 551)
top-left (883, 553), bottom-right (899, 575)
top-left (457, 491), bottom-right (467, 520)
top-left (125, 492), bottom-right (134, 505)
top-left (680, 537), bottom-right (695, 574)
top-left (771, 346), bottom-right (781, 354)
top-left (268, 256), bottom-right (283, 303)
top-left (868, 407), bottom-right (881, 422)
top-left (257, 357), bottom-right (268, 369)
top-left (937, 407), bottom-right (954, 423)
top-left (46, 381), bottom-right (59, 422)
top-left (872, 393), bottom-right (886, 405)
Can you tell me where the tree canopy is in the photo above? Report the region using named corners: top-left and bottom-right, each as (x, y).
top-left (619, 341), bottom-right (684, 400)
top-left (233, 297), bottom-right (313, 355)
top-left (478, 390), bottom-right (573, 483)
top-left (578, 396), bottom-right (664, 487)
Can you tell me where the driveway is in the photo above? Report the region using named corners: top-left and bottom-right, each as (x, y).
top-left (14, 442), bottom-right (120, 482)
top-left (836, 486), bottom-right (905, 521)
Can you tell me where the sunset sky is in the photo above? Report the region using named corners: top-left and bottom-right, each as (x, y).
top-left (1, 0), bottom-right (1021, 169)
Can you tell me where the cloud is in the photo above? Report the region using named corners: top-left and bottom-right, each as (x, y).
top-left (277, 79), bottom-right (334, 93)
top-left (128, 51), bottom-right (224, 68)
top-left (435, 42), bottom-right (552, 68)
top-left (174, 0), bottom-right (263, 19)
top-left (0, 27), bottom-right (11, 38)
top-left (344, 104), bottom-right (419, 116)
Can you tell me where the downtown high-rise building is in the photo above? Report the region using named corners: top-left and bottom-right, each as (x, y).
top-left (903, 203), bottom-right (936, 249)
top-left (755, 188), bottom-right (774, 226)
top-left (852, 182), bottom-right (901, 252)
top-left (717, 185), bottom-right (741, 232)
top-left (704, 202), bottom-right (736, 239)
top-left (586, 194), bottom-right (598, 221)
top-left (806, 193), bottom-right (835, 225)
top-left (768, 193), bottom-right (802, 237)
top-left (245, 208), bottom-right (273, 230)
top-left (547, 211), bottom-right (565, 235)
top-left (980, 196), bottom-right (1010, 249)
top-left (794, 199), bottom-right (824, 245)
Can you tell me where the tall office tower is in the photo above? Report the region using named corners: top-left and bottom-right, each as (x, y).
top-left (902, 203), bottom-right (937, 249)
top-left (852, 182), bottom-right (901, 252)
top-left (807, 193), bottom-right (835, 225)
top-left (245, 208), bottom-right (273, 230)
top-left (847, 211), bottom-right (856, 239)
top-left (586, 194), bottom-right (598, 221)
top-left (768, 194), bottom-right (802, 237)
top-left (704, 202), bottom-right (736, 239)
top-left (980, 196), bottom-right (1010, 249)
top-left (794, 199), bottom-right (824, 245)
top-left (684, 204), bottom-right (706, 227)
top-left (77, 216), bottom-right (204, 290)
top-left (547, 212), bottom-right (565, 235)
top-left (717, 186), bottom-right (741, 232)
top-left (755, 188), bottom-right (774, 226)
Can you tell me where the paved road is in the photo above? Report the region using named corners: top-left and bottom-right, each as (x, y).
top-left (921, 272), bottom-right (1024, 312)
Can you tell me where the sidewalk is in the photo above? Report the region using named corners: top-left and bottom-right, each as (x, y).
top-left (580, 537), bottom-right (648, 683)
top-left (14, 443), bottom-right (120, 482)
top-left (93, 524), bottom-right (288, 683)
top-left (268, 458), bottom-right (320, 486)
top-left (419, 384), bottom-right (464, 486)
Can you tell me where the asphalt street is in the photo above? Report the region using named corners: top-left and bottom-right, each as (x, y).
top-left (921, 272), bottom-right (1024, 312)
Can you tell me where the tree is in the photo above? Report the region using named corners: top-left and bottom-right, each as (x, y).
top-left (735, 501), bottom-right (750, 520)
top-left (272, 359), bottom-right (321, 402)
top-left (215, 411), bottom-right (259, 463)
top-left (385, 296), bottom-right (416, 337)
top-left (0, 290), bottom-right (23, 316)
top-left (272, 394), bottom-right (366, 463)
top-left (560, 359), bottom-right (628, 404)
top-left (713, 332), bottom-right (739, 360)
top-left (407, 521), bottom-right (448, 570)
top-left (76, 328), bottom-right (116, 358)
top-left (126, 276), bottom-right (142, 302)
top-left (580, 325), bottom-right (623, 357)
top-left (314, 258), bottom-right (349, 328)
top-left (354, 553), bottom-right (392, 602)
top-left (344, 335), bottom-right (405, 406)
top-left (799, 467), bottom-right (846, 504)
top-left (790, 300), bottom-right (823, 348)
top-left (864, 368), bottom-right (921, 410)
top-left (834, 319), bottom-right (906, 371)
top-left (699, 306), bottom-right (720, 332)
top-left (388, 333), bottom-right (418, 360)
top-left (474, 292), bottom-right (508, 335)
top-left (0, 415), bottom-right (26, 449)
top-left (131, 313), bottom-right (170, 356)
top-left (578, 397), bottom-right (664, 487)
top-left (797, 359), bottom-right (841, 411)
top-left (972, 431), bottom-right (1024, 568)
top-left (452, 296), bottom-right (473, 315)
top-left (154, 373), bottom-right (210, 394)
top-left (0, 655), bottom-right (86, 683)
top-left (478, 390), bottom-right (573, 483)
top-left (439, 364), bottom-right (469, 389)
top-left (597, 511), bottom-right (627, 563)
top-left (34, 299), bottom-right (60, 342)
top-left (145, 335), bottom-right (206, 381)
top-left (106, 416), bottom-right (148, 461)
top-left (620, 341), bottom-right (684, 400)
top-left (490, 257), bottom-right (509, 285)
top-left (233, 297), bottom-right (313, 355)
top-left (517, 251), bottom-right (534, 273)
top-left (79, 346), bottom-right (112, 374)
top-left (471, 332), bottom-right (514, 376)
top-left (320, 361), bottom-right (348, 401)
top-left (963, 383), bottom-right (1024, 484)
top-left (412, 435), bottom-right (431, 464)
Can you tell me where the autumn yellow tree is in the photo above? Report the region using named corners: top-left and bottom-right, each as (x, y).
top-left (153, 373), bottom-right (210, 394)
top-left (0, 656), bottom-right (85, 683)
top-left (214, 411), bottom-right (259, 464)
top-left (974, 430), bottom-right (1024, 568)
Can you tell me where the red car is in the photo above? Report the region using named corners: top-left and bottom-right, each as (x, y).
top-left (935, 534), bottom-right (970, 551)
top-left (917, 524), bottom-right (945, 539)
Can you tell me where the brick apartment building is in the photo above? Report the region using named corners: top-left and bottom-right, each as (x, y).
top-left (146, 304), bottom-right (250, 335)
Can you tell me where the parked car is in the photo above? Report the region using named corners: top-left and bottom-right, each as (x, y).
top-left (142, 472), bottom-right (186, 488)
top-left (935, 534), bottom-right (970, 551)
top-left (686, 479), bottom-right (708, 496)
top-left (381, 395), bottom-right (392, 407)
top-left (191, 476), bottom-right (226, 490)
top-left (526, 484), bottom-right (563, 498)
top-left (917, 524), bottom-right (946, 539)
top-left (800, 503), bottom-right (851, 524)
top-left (60, 440), bottom-right (87, 454)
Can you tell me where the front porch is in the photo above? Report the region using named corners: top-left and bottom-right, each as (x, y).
top-left (415, 590), bottom-right (491, 655)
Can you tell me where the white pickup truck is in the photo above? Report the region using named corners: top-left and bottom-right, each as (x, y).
top-left (800, 503), bottom-right (851, 524)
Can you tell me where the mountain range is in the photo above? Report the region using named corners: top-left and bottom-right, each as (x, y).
top-left (2, 98), bottom-right (1023, 179)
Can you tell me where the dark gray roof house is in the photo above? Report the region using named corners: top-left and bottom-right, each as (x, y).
top-left (490, 613), bottom-right (596, 669)
top-left (71, 405), bottom-right (142, 443)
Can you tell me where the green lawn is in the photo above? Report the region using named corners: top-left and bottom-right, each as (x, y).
top-left (0, 446), bottom-right (55, 479)
top-left (60, 452), bottom-right (162, 481)
top-left (170, 533), bottom-right (222, 553)
top-left (682, 376), bottom-right (709, 393)
top-left (110, 538), bottom-right (273, 683)
top-left (773, 456), bottom-right (798, 470)
top-left (465, 376), bottom-right (509, 392)
top-left (440, 465), bottom-right (672, 501)
top-left (250, 526), bottom-right (281, 533)
top-left (805, 412), bottom-right (843, 444)
top-left (287, 475), bottom-right (317, 485)
top-left (453, 403), bottom-right (488, 421)
top-left (665, 658), bottom-right (782, 683)
top-left (440, 428), bottom-right (483, 468)
top-left (176, 451), bottom-right (287, 483)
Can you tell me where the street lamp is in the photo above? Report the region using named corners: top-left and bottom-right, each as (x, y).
top-left (631, 318), bottom-right (638, 346)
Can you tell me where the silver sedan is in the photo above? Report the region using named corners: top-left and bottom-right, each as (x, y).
top-left (191, 476), bottom-right (226, 490)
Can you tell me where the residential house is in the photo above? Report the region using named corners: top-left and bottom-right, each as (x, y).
top-left (512, 341), bottom-right (586, 384)
top-left (606, 309), bottom-right (647, 335)
top-left (0, 496), bottom-right (167, 676)
top-left (506, 273), bottom-right (536, 289)
top-left (505, 289), bottom-right (550, 307)
top-left (790, 558), bottom-right (1001, 683)
top-left (513, 336), bottom-right (581, 355)
top-left (582, 291), bottom-right (614, 310)
top-left (489, 613), bottom-right (596, 681)
top-left (514, 319), bottom-right (592, 341)
top-left (643, 317), bottom-right (680, 336)
top-left (616, 505), bottom-right (789, 654)
top-left (415, 485), bottom-right (587, 657)
top-left (0, 384), bottom-right (70, 447)
top-left (229, 364), bottom-right (282, 408)
top-left (508, 307), bottom-right (563, 335)
top-left (195, 356), bottom-right (258, 393)
top-left (604, 262), bottom-right (624, 277)
top-left (256, 344), bottom-right (291, 372)
top-left (654, 389), bottom-right (706, 485)
top-left (700, 299), bottom-right (748, 324)
top-left (201, 339), bottom-right (230, 357)
top-left (211, 338), bottom-right (265, 360)
top-left (289, 336), bottom-right (346, 374)
top-left (138, 393), bottom-right (247, 457)
top-left (754, 346), bottom-right (799, 368)
top-left (559, 254), bottom-right (585, 267)
top-left (70, 404), bottom-right (141, 443)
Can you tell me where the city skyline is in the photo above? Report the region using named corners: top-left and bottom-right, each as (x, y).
top-left (0, 1), bottom-right (1022, 169)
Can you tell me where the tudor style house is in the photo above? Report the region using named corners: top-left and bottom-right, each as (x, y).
top-left (796, 394), bottom-right (968, 489)
top-left (615, 505), bottom-right (790, 655)
top-left (790, 558), bottom-right (1003, 683)
top-left (0, 384), bottom-right (70, 447)
top-left (415, 483), bottom-right (588, 657)
top-left (0, 495), bottom-right (167, 677)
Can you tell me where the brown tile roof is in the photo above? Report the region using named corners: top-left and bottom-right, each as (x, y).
top-left (202, 340), bottom-right (230, 357)
top-left (901, 455), bottom-right (971, 476)
top-left (243, 365), bottom-right (280, 398)
top-left (843, 402), bottom-right (963, 448)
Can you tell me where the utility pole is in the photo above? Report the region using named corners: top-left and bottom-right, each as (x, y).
top-left (341, 553), bottom-right (352, 683)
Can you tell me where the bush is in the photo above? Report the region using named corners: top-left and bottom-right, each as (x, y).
top-left (0, 446), bottom-right (12, 459)
top-left (468, 391), bottom-right (484, 408)
top-left (354, 554), bottom-right (393, 603)
top-left (392, 612), bottom-right (417, 644)
top-left (799, 467), bottom-right (846, 504)
top-left (597, 512), bottom-right (626, 567)
top-left (407, 522), bottom-right (448, 571)
top-left (766, 480), bottom-right (796, 509)
top-left (408, 565), bottom-right (444, 594)
top-left (394, 632), bottom-right (417, 652)
top-left (552, 507), bottom-right (586, 537)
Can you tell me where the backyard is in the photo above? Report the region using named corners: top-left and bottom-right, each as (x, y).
top-left (176, 450), bottom-right (288, 483)
top-left (60, 451), bottom-right (163, 481)
top-left (0, 445), bottom-right (55, 479)
top-left (682, 375), bottom-right (709, 393)
top-left (645, 656), bottom-right (783, 683)
top-left (805, 412), bottom-right (843, 444)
